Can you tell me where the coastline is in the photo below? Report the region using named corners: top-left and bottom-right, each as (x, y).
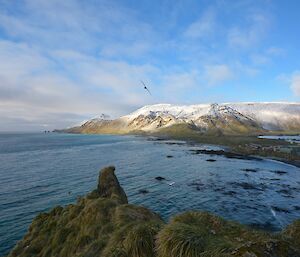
top-left (7, 166), bottom-right (300, 257)
top-left (56, 129), bottom-right (300, 168)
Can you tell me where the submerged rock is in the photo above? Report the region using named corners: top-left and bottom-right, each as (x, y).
top-left (206, 159), bottom-right (216, 162)
top-left (270, 170), bottom-right (288, 175)
top-left (241, 168), bottom-right (258, 172)
top-left (7, 166), bottom-right (300, 257)
top-left (138, 189), bottom-right (149, 194)
top-left (155, 176), bottom-right (166, 181)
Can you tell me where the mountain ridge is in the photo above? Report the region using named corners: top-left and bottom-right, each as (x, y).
top-left (61, 102), bottom-right (300, 135)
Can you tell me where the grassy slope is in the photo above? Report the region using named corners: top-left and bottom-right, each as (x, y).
top-left (7, 166), bottom-right (300, 257)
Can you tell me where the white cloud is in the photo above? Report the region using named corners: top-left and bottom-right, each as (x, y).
top-left (291, 72), bottom-right (300, 97)
top-left (0, 40), bottom-right (160, 130)
top-left (251, 54), bottom-right (270, 65)
top-left (204, 65), bottom-right (234, 86)
top-left (266, 46), bottom-right (285, 56)
top-left (184, 9), bottom-right (216, 39)
top-left (277, 71), bottom-right (300, 97)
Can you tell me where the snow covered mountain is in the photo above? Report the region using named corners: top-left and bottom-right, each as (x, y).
top-left (66, 102), bottom-right (300, 135)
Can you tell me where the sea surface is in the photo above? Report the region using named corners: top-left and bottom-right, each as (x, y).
top-left (1, 133), bottom-right (300, 256)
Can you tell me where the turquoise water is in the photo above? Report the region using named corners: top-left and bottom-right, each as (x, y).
top-left (1, 133), bottom-right (300, 256)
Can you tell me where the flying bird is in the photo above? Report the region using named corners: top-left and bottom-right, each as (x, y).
top-left (141, 81), bottom-right (151, 95)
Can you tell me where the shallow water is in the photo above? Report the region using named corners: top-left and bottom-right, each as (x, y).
top-left (0, 133), bottom-right (300, 256)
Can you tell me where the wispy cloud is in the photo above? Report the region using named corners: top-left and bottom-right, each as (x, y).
top-left (277, 71), bottom-right (300, 97)
top-left (204, 65), bottom-right (234, 86)
top-left (184, 8), bottom-right (216, 39)
top-left (227, 12), bottom-right (270, 48)
top-left (266, 46), bottom-right (285, 56)
top-left (291, 72), bottom-right (300, 97)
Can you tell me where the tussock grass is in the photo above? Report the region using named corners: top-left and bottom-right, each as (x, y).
top-left (114, 204), bottom-right (162, 227)
top-left (157, 211), bottom-right (300, 257)
top-left (283, 219), bottom-right (300, 247)
top-left (123, 221), bottom-right (161, 257)
top-left (7, 167), bottom-right (300, 257)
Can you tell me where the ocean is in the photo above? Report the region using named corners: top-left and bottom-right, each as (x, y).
top-left (0, 133), bottom-right (300, 256)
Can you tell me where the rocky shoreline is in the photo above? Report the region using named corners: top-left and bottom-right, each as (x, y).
top-left (7, 166), bottom-right (300, 257)
top-left (146, 134), bottom-right (300, 168)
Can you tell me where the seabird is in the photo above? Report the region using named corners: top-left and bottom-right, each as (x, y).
top-left (141, 80), bottom-right (151, 95)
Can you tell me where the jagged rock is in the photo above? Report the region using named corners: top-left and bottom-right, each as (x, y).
top-left (97, 166), bottom-right (128, 204)
top-left (7, 166), bottom-right (162, 257)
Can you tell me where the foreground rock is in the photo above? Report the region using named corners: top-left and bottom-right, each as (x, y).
top-left (8, 166), bottom-right (300, 257)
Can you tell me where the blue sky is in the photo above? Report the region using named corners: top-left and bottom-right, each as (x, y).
top-left (0, 0), bottom-right (299, 131)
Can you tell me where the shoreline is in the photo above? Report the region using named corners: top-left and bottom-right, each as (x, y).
top-left (143, 134), bottom-right (300, 168)
top-left (55, 130), bottom-right (300, 168)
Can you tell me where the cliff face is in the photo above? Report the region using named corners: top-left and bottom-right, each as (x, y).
top-left (8, 166), bottom-right (300, 257)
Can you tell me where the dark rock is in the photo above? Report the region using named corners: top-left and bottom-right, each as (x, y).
top-left (277, 188), bottom-right (293, 197)
top-left (166, 155), bottom-right (173, 158)
top-left (272, 206), bottom-right (290, 213)
top-left (270, 170), bottom-right (288, 175)
top-left (241, 168), bottom-right (258, 172)
top-left (206, 159), bottom-right (216, 162)
top-left (138, 189), bottom-right (149, 194)
top-left (189, 149), bottom-right (262, 161)
top-left (223, 190), bottom-right (237, 196)
top-left (97, 166), bottom-right (128, 204)
top-left (230, 182), bottom-right (265, 191)
top-left (155, 176), bottom-right (166, 181)
top-left (188, 181), bottom-right (204, 186)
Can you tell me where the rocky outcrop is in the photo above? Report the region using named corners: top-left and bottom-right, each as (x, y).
top-left (7, 166), bottom-right (163, 257)
top-left (7, 166), bottom-right (300, 257)
top-left (97, 166), bottom-right (128, 204)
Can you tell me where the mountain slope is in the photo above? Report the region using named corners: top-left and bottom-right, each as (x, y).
top-left (63, 102), bottom-right (300, 135)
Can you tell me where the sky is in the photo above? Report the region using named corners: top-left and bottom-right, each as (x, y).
top-left (0, 0), bottom-right (299, 131)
